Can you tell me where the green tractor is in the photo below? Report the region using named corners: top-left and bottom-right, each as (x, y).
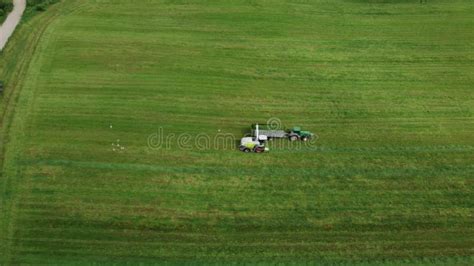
top-left (287, 127), bottom-right (314, 142)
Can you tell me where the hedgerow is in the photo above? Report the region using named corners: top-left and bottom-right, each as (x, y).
top-left (27, 0), bottom-right (59, 12)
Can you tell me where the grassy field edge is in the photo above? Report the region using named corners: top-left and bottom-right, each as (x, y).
top-left (0, 0), bottom-right (79, 261)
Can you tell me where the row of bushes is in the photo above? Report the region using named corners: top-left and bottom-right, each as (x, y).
top-left (0, 0), bottom-right (13, 19)
top-left (27, 0), bottom-right (59, 12)
top-left (0, 0), bottom-right (59, 21)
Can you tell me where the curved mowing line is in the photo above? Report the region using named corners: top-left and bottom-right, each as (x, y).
top-left (0, 0), bottom-right (26, 50)
top-left (0, 1), bottom-right (86, 262)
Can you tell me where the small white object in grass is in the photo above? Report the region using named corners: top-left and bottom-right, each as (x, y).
top-left (121, 147), bottom-right (125, 150)
top-left (110, 124), bottom-right (113, 129)
top-left (218, 129), bottom-right (221, 132)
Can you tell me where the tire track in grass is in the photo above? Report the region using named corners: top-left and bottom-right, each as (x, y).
top-left (0, 0), bottom-right (86, 262)
top-left (0, 9), bottom-right (64, 263)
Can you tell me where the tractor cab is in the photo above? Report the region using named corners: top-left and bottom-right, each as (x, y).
top-left (288, 126), bottom-right (314, 142)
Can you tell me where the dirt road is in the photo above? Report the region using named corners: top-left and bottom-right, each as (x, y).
top-left (0, 0), bottom-right (26, 50)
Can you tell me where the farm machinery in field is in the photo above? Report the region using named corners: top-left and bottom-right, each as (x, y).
top-left (239, 124), bottom-right (269, 153)
top-left (239, 123), bottom-right (315, 153)
top-left (251, 124), bottom-right (315, 142)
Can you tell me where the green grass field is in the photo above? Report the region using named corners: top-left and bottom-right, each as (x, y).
top-left (0, 0), bottom-right (473, 263)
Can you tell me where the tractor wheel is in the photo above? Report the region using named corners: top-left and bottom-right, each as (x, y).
top-left (254, 146), bottom-right (264, 153)
top-left (289, 135), bottom-right (299, 141)
top-left (243, 148), bottom-right (251, 153)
